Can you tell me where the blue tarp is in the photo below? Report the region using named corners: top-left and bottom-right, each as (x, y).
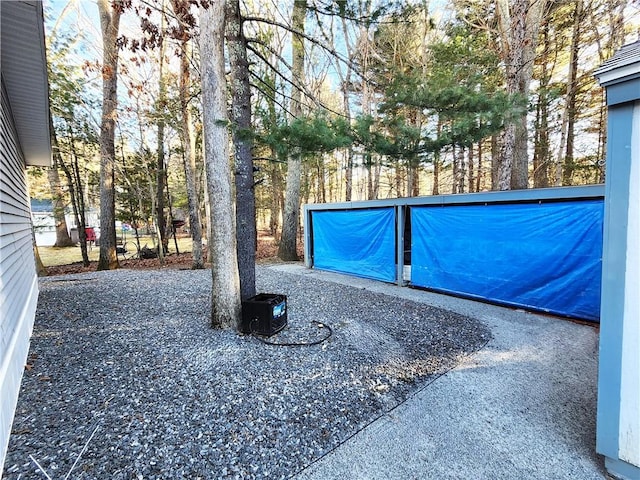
top-left (312, 207), bottom-right (396, 282)
top-left (411, 201), bottom-right (603, 321)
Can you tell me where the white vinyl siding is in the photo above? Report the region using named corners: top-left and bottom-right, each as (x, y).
top-left (0, 79), bottom-right (39, 471)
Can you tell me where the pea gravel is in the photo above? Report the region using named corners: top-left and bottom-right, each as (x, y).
top-left (3, 265), bottom-right (490, 479)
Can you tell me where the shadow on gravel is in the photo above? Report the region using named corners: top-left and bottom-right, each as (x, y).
top-left (3, 266), bottom-right (491, 479)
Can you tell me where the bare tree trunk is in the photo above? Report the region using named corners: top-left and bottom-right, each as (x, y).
top-left (32, 226), bottom-right (47, 277)
top-left (48, 121), bottom-right (74, 247)
top-left (396, 158), bottom-right (403, 197)
top-left (453, 145), bottom-right (469, 194)
top-left (468, 144), bottom-right (474, 193)
top-left (200, 0), bottom-right (241, 329)
top-left (561, 0), bottom-right (582, 186)
top-left (476, 140), bottom-right (483, 192)
top-left (97, 0), bottom-right (121, 271)
top-left (56, 127), bottom-right (90, 266)
top-left (533, 17), bottom-right (551, 188)
top-left (495, 0), bottom-right (546, 190)
top-left (227, 0), bottom-right (256, 300)
top-left (278, 0), bottom-right (306, 261)
top-left (491, 134), bottom-right (499, 189)
top-left (269, 148), bottom-right (282, 237)
top-left (176, 34), bottom-right (204, 268)
top-left (317, 157), bottom-right (326, 202)
top-left (156, 12), bottom-right (167, 265)
top-left (371, 159), bottom-right (381, 200)
top-left (366, 154), bottom-right (374, 199)
top-left (70, 130), bottom-right (90, 264)
top-left (340, 15), bottom-right (354, 201)
top-left (433, 119), bottom-right (442, 195)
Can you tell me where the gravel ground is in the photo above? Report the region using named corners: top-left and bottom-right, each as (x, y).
top-left (3, 265), bottom-right (490, 479)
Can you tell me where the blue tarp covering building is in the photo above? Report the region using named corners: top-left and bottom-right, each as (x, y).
top-left (311, 207), bottom-right (396, 282)
top-left (411, 200), bottom-right (604, 321)
top-left (304, 185), bottom-right (605, 322)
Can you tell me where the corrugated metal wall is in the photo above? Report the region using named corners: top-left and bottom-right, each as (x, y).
top-left (0, 80), bottom-right (39, 470)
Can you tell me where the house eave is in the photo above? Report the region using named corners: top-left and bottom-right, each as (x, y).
top-left (1, 1), bottom-right (52, 167)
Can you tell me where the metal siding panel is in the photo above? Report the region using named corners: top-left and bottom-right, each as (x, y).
top-left (0, 275), bottom-right (37, 473)
top-left (618, 101), bottom-right (640, 467)
top-left (597, 102), bottom-right (635, 459)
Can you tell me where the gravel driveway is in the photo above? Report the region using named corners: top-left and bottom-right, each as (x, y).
top-left (3, 265), bottom-right (490, 479)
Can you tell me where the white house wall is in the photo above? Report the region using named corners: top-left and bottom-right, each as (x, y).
top-left (0, 81), bottom-right (39, 470)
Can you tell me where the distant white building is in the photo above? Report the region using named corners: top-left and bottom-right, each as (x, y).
top-left (30, 198), bottom-right (99, 246)
top-left (0, 1), bottom-right (52, 473)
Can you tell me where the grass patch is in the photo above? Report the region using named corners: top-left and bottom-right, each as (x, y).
top-left (37, 235), bottom-right (194, 267)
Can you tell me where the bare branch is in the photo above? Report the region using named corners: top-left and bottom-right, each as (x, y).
top-left (248, 74), bottom-right (295, 118)
top-left (247, 43), bottom-right (348, 118)
top-left (243, 15), bottom-right (357, 71)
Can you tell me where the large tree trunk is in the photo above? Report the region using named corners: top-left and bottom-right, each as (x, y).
top-left (56, 129), bottom-right (90, 266)
top-left (476, 139), bottom-right (483, 192)
top-left (156, 18), bottom-right (167, 264)
top-left (340, 14), bottom-right (354, 201)
top-left (433, 119), bottom-right (442, 195)
top-left (495, 0), bottom-right (546, 190)
top-left (171, 0), bottom-right (204, 269)
top-left (468, 145), bottom-right (474, 193)
top-left (200, 0), bottom-right (241, 329)
top-left (180, 43), bottom-right (204, 269)
top-left (32, 226), bottom-right (47, 277)
top-left (97, 0), bottom-right (121, 270)
top-left (533, 17), bottom-right (551, 188)
top-left (491, 134), bottom-right (499, 189)
top-left (269, 149), bottom-right (283, 237)
top-left (278, 0), bottom-right (306, 261)
top-left (48, 122), bottom-right (74, 247)
top-left (561, 0), bottom-right (582, 186)
top-left (227, 0), bottom-right (256, 300)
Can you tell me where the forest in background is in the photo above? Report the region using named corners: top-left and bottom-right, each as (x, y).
top-left (29, 0), bottom-right (639, 324)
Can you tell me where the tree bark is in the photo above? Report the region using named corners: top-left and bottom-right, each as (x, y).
top-left (181, 43), bottom-right (205, 269)
top-left (533, 16), bottom-right (550, 188)
top-left (468, 144), bottom-right (474, 193)
top-left (227, 0), bottom-right (256, 300)
top-left (491, 134), bottom-right (499, 189)
top-left (32, 226), bottom-right (47, 277)
top-left (339, 13), bottom-right (354, 201)
top-left (433, 119), bottom-right (442, 195)
top-left (476, 139), bottom-right (483, 192)
top-left (200, 0), bottom-right (241, 329)
top-left (156, 11), bottom-right (167, 264)
top-left (171, 0), bottom-right (204, 269)
top-left (278, 0), bottom-right (306, 261)
top-left (97, 0), bottom-right (121, 270)
top-left (48, 122), bottom-right (74, 247)
top-left (55, 130), bottom-right (90, 266)
top-left (561, 0), bottom-right (582, 186)
top-left (495, 0), bottom-right (546, 190)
